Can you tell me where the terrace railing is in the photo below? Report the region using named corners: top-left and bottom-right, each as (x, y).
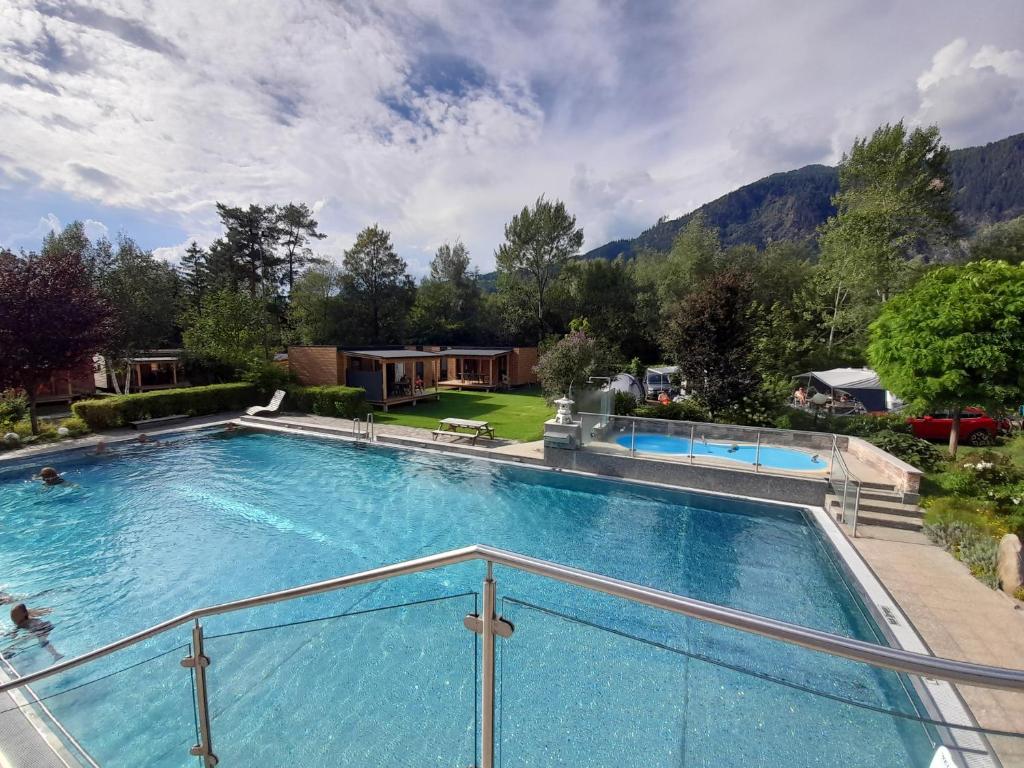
top-left (0, 545), bottom-right (1022, 767)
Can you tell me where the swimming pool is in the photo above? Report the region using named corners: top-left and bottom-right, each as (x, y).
top-left (614, 432), bottom-right (828, 471)
top-left (0, 428), bottom-right (935, 766)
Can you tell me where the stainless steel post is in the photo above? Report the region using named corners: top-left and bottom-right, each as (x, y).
top-left (852, 483), bottom-right (861, 538)
top-left (182, 620), bottom-right (218, 767)
top-left (842, 477), bottom-right (850, 525)
top-left (481, 562), bottom-right (497, 768)
top-left (754, 432), bottom-right (761, 472)
top-left (630, 420), bottom-right (636, 457)
top-left (688, 425), bottom-right (694, 464)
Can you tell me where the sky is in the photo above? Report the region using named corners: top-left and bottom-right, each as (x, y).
top-left (1, 1), bottom-right (1023, 275)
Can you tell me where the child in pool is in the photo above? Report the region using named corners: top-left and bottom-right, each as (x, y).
top-left (7, 603), bottom-right (61, 661)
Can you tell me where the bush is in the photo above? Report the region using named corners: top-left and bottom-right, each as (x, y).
top-left (613, 391), bottom-right (638, 416)
top-left (866, 430), bottom-right (945, 472)
top-left (243, 361), bottom-right (293, 396)
top-left (835, 413), bottom-right (912, 437)
top-left (1015, 585), bottom-right (1024, 602)
top-left (59, 416), bottom-right (90, 437)
top-left (923, 498), bottom-right (1003, 588)
top-left (286, 386), bottom-right (367, 419)
top-left (0, 390), bottom-right (27, 429)
top-left (634, 399), bottom-right (709, 422)
top-left (73, 383), bottom-right (259, 430)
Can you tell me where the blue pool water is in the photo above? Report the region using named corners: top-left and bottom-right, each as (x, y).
top-left (615, 432), bottom-right (828, 471)
top-left (0, 429), bottom-right (937, 766)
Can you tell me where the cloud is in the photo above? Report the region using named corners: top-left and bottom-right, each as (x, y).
top-left (0, 0), bottom-right (1021, 270)
top-left (913, 39), bottom-right (1024, 146)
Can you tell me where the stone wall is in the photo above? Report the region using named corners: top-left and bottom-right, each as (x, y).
top-left (543, 445), bottom-right (829, 506)
top-left (845, 436), bottom-right (923, 497)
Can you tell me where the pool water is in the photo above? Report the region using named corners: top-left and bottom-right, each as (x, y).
top-left (0, 429), bottom-right (935, 766)
top-left (615, 432), bottom-right (828, 471)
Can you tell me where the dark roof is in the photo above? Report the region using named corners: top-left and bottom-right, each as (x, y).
top-left (439, 348), bottom-right (513, 357)
top-left (344, 349), bottom-right (440, 360)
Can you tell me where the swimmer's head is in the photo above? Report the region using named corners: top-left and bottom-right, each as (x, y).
top-left (39, 467), bottom-right (63, 485)
top-left (136, 434), bottom-right (151, 444)
top-left (10, 603), bottom-right (28, 624)
top-left (95, 440), bottom-right (108, 453)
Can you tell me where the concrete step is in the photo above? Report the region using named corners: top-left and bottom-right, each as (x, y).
top-left (855, 511), bottom-right (924, 532)
top-left (828, 497), bottom-right (923, 519)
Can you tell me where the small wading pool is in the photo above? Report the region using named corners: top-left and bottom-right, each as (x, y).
top-left (614, 432), bottom-right (828, 471)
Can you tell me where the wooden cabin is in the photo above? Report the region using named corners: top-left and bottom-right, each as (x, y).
top-left (416, 346), bottom-right (539, 390)
top-left (94, 350), bottom-right (188, 393)
top-left (288, 346), bottom-right (441, 411)
top-left (33, 359), bottom-right (96, 403)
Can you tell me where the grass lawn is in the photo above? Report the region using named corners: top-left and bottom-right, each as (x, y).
top-left (373, 387), bottom-right (550, 441)
top-left (920, 433), bottom-right (1024, 497)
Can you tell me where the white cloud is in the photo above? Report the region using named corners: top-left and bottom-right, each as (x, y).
top-left (0, 1), bottom-right (1021, 269)
top-left (913, 39), bottom-right (1024, 146)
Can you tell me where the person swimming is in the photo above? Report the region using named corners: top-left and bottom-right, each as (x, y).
top-left (7, 603), bottom-right (61, 661)
top-left (36, 467), bottom-right (65, 486)
top-left (93, 440), bottom-right (109, 455)
top-left (136, 433), bottom-right (152, 444)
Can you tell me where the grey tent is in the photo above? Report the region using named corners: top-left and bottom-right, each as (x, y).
top-left (610, 373), bottom-right (644, 402)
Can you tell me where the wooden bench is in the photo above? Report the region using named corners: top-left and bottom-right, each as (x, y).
top-left (129, 414), bottom-right (189, 430)
top-left (432, 418), bottom-right (496, 445)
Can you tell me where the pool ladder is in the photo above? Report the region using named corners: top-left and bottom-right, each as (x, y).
top-left (352, 412), bottom-right (375, 442)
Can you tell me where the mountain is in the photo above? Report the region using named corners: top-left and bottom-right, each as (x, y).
top-left (581, 132), bottom-right (1024, 261)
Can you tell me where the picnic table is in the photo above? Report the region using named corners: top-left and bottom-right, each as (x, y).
top-left (432, 418), bottom-right (495, 445)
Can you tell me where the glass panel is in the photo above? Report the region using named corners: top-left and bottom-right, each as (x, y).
top-left (204, 592), bottom-right (477, 766)
top-left (497, 597), bottom-right (1024, 768)
top-left (0, 634), bottom-right (198, 767)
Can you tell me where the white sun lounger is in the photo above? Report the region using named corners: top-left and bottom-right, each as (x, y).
top-left (246, 389), bottom-right (286, 417)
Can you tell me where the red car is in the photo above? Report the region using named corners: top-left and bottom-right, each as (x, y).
top-left (907, 407), bottom-right (1010, 445)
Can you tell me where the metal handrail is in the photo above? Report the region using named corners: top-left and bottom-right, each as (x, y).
top-left (2, 544), bottom-right (1023, 694)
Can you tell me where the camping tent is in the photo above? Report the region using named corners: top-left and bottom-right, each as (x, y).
top-left (610, 373), bottom-right (644, 402)
top-left (795, 368), bottom-right (892, 412)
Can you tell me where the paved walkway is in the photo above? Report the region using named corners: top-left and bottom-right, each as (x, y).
top-left (853, 526), bottom-right (1024, 764)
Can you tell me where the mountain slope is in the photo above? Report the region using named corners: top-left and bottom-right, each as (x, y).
top-left (582, 132), bottom-right (1024, 261)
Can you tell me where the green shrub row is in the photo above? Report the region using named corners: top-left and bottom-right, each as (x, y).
top-left (286, 386), bottom-right (367, 419)
top-left (72, 383), bottom-right (259, 430)
top-left (864, 430), bottom-right (946, 472)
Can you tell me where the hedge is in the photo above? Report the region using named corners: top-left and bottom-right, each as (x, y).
top-left (286, 385), bottom-right (367, 419)
top-left (73, 383), bottom-right (260, 430)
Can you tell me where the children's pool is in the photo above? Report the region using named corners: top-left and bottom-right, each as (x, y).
top-left (0, 428), bottom-right (936, 766)
top-left (614, 432), bottom-right (828, 471)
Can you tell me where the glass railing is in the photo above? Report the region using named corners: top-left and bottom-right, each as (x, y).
top-left (0, 546), bottom-right (1019, 768)
top-left (578, 412), bottom-right (835, 475)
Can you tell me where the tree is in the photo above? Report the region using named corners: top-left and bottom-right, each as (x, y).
top-left (408, 241), bottom-right (482, 344)
top-left (658, 213), bottom-right (723, 306)
top-left (181, 289), bottom-right (275, 374)
top-left (562, 258), bottom-right (651, 361)
top-left (0, 250), bottom-right (111, 433)
top-left (341, 225), bottom-right (414, 344)
top-left (211, 203), bottom-right (284, 296)
top-left (868, 260), bottom-right (1024, 456)
top-left (534, 327), bottom-right (620, 399)
top-left (664, 270), bottom-right (760, 415)
top-left (97, 235), bottom-right (180, 393)
top-left (277, 203), bottom-right (326, 293)
top-left (969, 216), bottom-right (1024, 264)
top-left (179, 241), bottom-right (209, 308)
top-left (289, 263), bottom-right (343, 344)
top-left (817, 122), bottom-right (958, 352)
top-left (495, 197), bottom-right (584, 340)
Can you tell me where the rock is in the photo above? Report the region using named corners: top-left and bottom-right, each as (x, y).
top-left (2, 432), bottom-right (19, 447)
top-left (56, 426), bottom-right (70, 437)
top-left (998, 534), bottom-right (1024, 595)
